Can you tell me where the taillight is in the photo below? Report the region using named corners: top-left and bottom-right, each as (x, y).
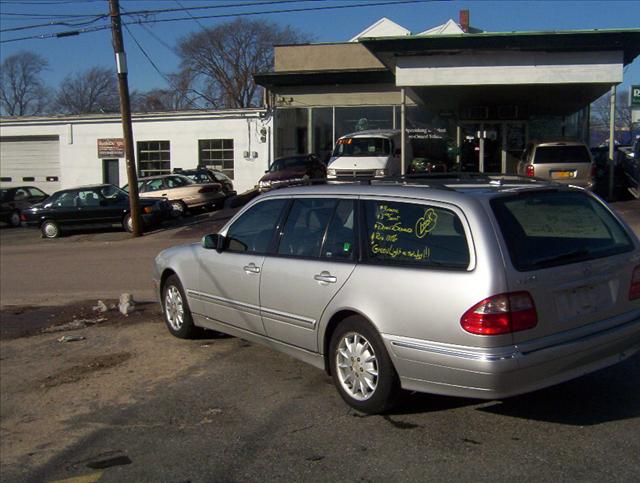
top-left (630, 265), bottom-right (640, 300)
top-left (20, 213), bottom-right (27, 221)
top-left (143, 206), bottom-right (153, 214)
top-left (525, 165), bottom-right (535, 177)
top-left (461, 292), bottom-right (538, 335)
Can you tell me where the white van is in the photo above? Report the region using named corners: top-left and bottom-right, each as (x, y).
top-left (326, 130), bottom-right (412, 180)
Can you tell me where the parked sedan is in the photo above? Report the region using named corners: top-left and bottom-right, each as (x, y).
top-left (154, 178), bottom-right (640, 414)
top-left (175, 168), bottom-right (236, 197)
top-left (21, 184), bottom-right (172, 238)
top-left (0, 186), bottom-right (48, 227)
top-left (257, 154), bottom-right (326, 192)
top-left (126, 174), bottom-right (224, 215)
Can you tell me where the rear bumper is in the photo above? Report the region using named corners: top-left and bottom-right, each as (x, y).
top-left (383, 310), bottom-right (640, 399)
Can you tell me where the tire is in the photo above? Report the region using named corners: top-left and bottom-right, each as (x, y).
top-left (162, 274), bottom-right (199, 339)
top-left (41, 220), bottom-right (61, 239)
top-left (8, 210), bottom-right (21, 228)
top-left (171, 200), bottom-right (187, 217)
top-left (329, 316), bottom-right (399, 414)
top-left (123, 213), bottom-right (133, 233)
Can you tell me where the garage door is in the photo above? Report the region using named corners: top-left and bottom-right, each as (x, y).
top-left (0, 135), bottom-right (61, 193)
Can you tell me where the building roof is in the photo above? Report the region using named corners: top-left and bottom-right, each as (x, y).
top-left (359, 28), bottom-right (640, 66)
top-left (349, 17), bottom-right (411, 42)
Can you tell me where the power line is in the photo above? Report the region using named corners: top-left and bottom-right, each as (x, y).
top-left (0, 14), bottom-right (107, 33)
top-left (122, 19), bottom-right (204, 110)
top-left (1, 0), bottom-right (436, 44)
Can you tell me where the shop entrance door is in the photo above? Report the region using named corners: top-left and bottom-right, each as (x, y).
top-left (102, 159), bottom-right (119, 185)
top-left (460, 123), bottom-right (523, 173)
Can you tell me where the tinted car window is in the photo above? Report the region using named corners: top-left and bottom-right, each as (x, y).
top-left (27, 187), bottom-right (47, 197)
top-left (145, 179), bottom-right (165, 192)
top-left (268, 157), bottom-right (308, 172)
top-left (321, 200), bottom-right (356, 260)
top-left (54, 191), bottom-right (78, 208)
top-left (166, 175), bottom-right (192, 188)
top-left (226, 199), bottom-right (287, 254)
top-left (364, 200), bottom-right (470, 269)
top-left (278, 199), bottom-right (336, 258)
top-left (533, 145), bottom-right (591, 164)
top-left (491, 191), bottom-right (633, 271)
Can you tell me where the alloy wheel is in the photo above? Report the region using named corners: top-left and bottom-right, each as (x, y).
top-left (165, 285), bottom-right (184, 331)
top-left (336, 332), bottom-right (379, 401)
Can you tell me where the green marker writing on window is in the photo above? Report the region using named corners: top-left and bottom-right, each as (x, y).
top-left (343, 242), bottom-right (351, 252)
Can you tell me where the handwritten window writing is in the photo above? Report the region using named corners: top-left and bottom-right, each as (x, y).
top-left (364, 201), bottom-right (470, 269)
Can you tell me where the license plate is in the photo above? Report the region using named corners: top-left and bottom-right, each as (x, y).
top-left (555, 283), bottom-right (610, 319)
top-left (551, 170), bottom-right (575, 179)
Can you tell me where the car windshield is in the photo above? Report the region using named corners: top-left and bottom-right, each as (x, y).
top-left (332, 137), bottom-right (391, 157)
top-left (99, 185), bottom-right (128, 201)
top-left (268, 157), bottom-right (308, 172)
top-left (534, 145), bottom-right (591, 164)
top-left (491, 191), bottom-right (633, 271)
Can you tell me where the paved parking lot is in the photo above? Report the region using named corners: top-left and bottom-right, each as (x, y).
top-left (0, 199), bottom-right (639, 482)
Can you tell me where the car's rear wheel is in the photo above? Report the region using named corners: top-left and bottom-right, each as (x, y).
top-left (41, 220), bottom-right (60, 239)
top-left (9, 210), bottom-right (21, 227)
top-left (329, 316), bottom-right (399, 414)
top-left (162, 274), bottom-right (199, 339)
top-left (123, 213), bottom-right (133, 233)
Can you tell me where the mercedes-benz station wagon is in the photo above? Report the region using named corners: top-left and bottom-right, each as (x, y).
top-left (153, 178), bottom-right (640, 414)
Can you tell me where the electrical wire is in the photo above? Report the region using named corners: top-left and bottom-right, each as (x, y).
top-left (1, 0), bottom-right (435, 44)
top-left (0, 14), bottom-right (108, 33)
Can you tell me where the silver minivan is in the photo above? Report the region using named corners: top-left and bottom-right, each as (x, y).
top-left (154, 178), bottom-right (640, 414)
top-left (517, 139), bottom-right (595, 189)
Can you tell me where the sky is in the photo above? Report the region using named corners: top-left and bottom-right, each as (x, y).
top-left (0, 0), bottom-right (639, 94)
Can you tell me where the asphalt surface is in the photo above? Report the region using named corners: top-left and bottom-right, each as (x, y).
top-left (5, 320), bottom-right (640, 483)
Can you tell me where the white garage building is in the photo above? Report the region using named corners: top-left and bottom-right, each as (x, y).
top-left (0, 109), bottom-right (273, 195)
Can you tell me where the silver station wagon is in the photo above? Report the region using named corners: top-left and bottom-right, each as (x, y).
top-left (153, 178), bottom-right (640, 414)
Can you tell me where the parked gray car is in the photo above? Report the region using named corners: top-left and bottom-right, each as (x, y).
top-left (153, 178), bottom-right (640, 414)
top-left (517, 139), bottom-right (595, 189)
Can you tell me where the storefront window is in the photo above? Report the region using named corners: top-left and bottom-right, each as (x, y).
top-left (312, 107), bottom-right (333, 163)
top-left (275, 108), bottom-right (308, 159)
top-left (335, 106), bottom-right (394, 139)
top-left (137, 140), bottom-right (170, 177)
top-left (404, 106), bottom-right (457, 173)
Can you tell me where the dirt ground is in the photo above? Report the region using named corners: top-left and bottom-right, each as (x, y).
top-left (0, 301), bottom-right (222, 478)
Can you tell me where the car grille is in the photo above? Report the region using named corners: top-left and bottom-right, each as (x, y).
top-left (334, 170), bottom-right (376, 179)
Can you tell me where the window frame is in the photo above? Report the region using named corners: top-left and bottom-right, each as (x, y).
top-left (137, 140), bottom-right (171, 177)
top-left (358, 196), bottom-right (475, 272)
top-left (198, 138), bottom-right (235, 180)
top-left (223, 197), bottom-right (289, 255)
top-left (270, 197), bottom-right (359, 263)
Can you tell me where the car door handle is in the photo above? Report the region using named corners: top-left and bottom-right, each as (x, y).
top-left (243, 263), bottom-right (261, 274)
top-left (314, 271), bottom-right (337, 284)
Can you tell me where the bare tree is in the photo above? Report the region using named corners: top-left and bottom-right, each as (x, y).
top-left (176, 18), bottom-right (309, 108)
top-left (590, 89), bottom-right (632, 145)
top-left (0, 51), bottom-right (50, 116)
top-left (134, 71), bottom-right (197, 112)
top-left (54, 67), bottom-right (120, 115)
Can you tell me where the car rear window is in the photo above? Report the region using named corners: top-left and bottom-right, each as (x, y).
top-left (363, 200), bottom-right (470, 269)
top-left (491, 191), bottom-right (634, 271)
top-left (533, 145), bottom-right (591, 164)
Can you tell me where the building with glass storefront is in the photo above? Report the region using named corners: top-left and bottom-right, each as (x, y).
top-left (255, 14), bottom-right (640, 174)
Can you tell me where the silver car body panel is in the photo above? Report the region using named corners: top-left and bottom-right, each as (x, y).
top-left (154, 182), bottom-right (640, 400)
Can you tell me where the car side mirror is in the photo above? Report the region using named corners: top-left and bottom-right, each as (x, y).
top-left (202, 233), bottom-right (224, 252)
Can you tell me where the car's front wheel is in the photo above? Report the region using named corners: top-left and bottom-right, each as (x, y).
top-left (41, 220), bottom-right (60, 239)
top-left (170, 200), bottom-right (187, 217)
top-left (162, 274), bottom-right (199, 339)
top-left (329, 316), bottom-right (399, 414)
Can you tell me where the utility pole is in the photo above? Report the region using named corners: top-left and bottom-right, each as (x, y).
top-left (109, 0), bottom-right (142, 236)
